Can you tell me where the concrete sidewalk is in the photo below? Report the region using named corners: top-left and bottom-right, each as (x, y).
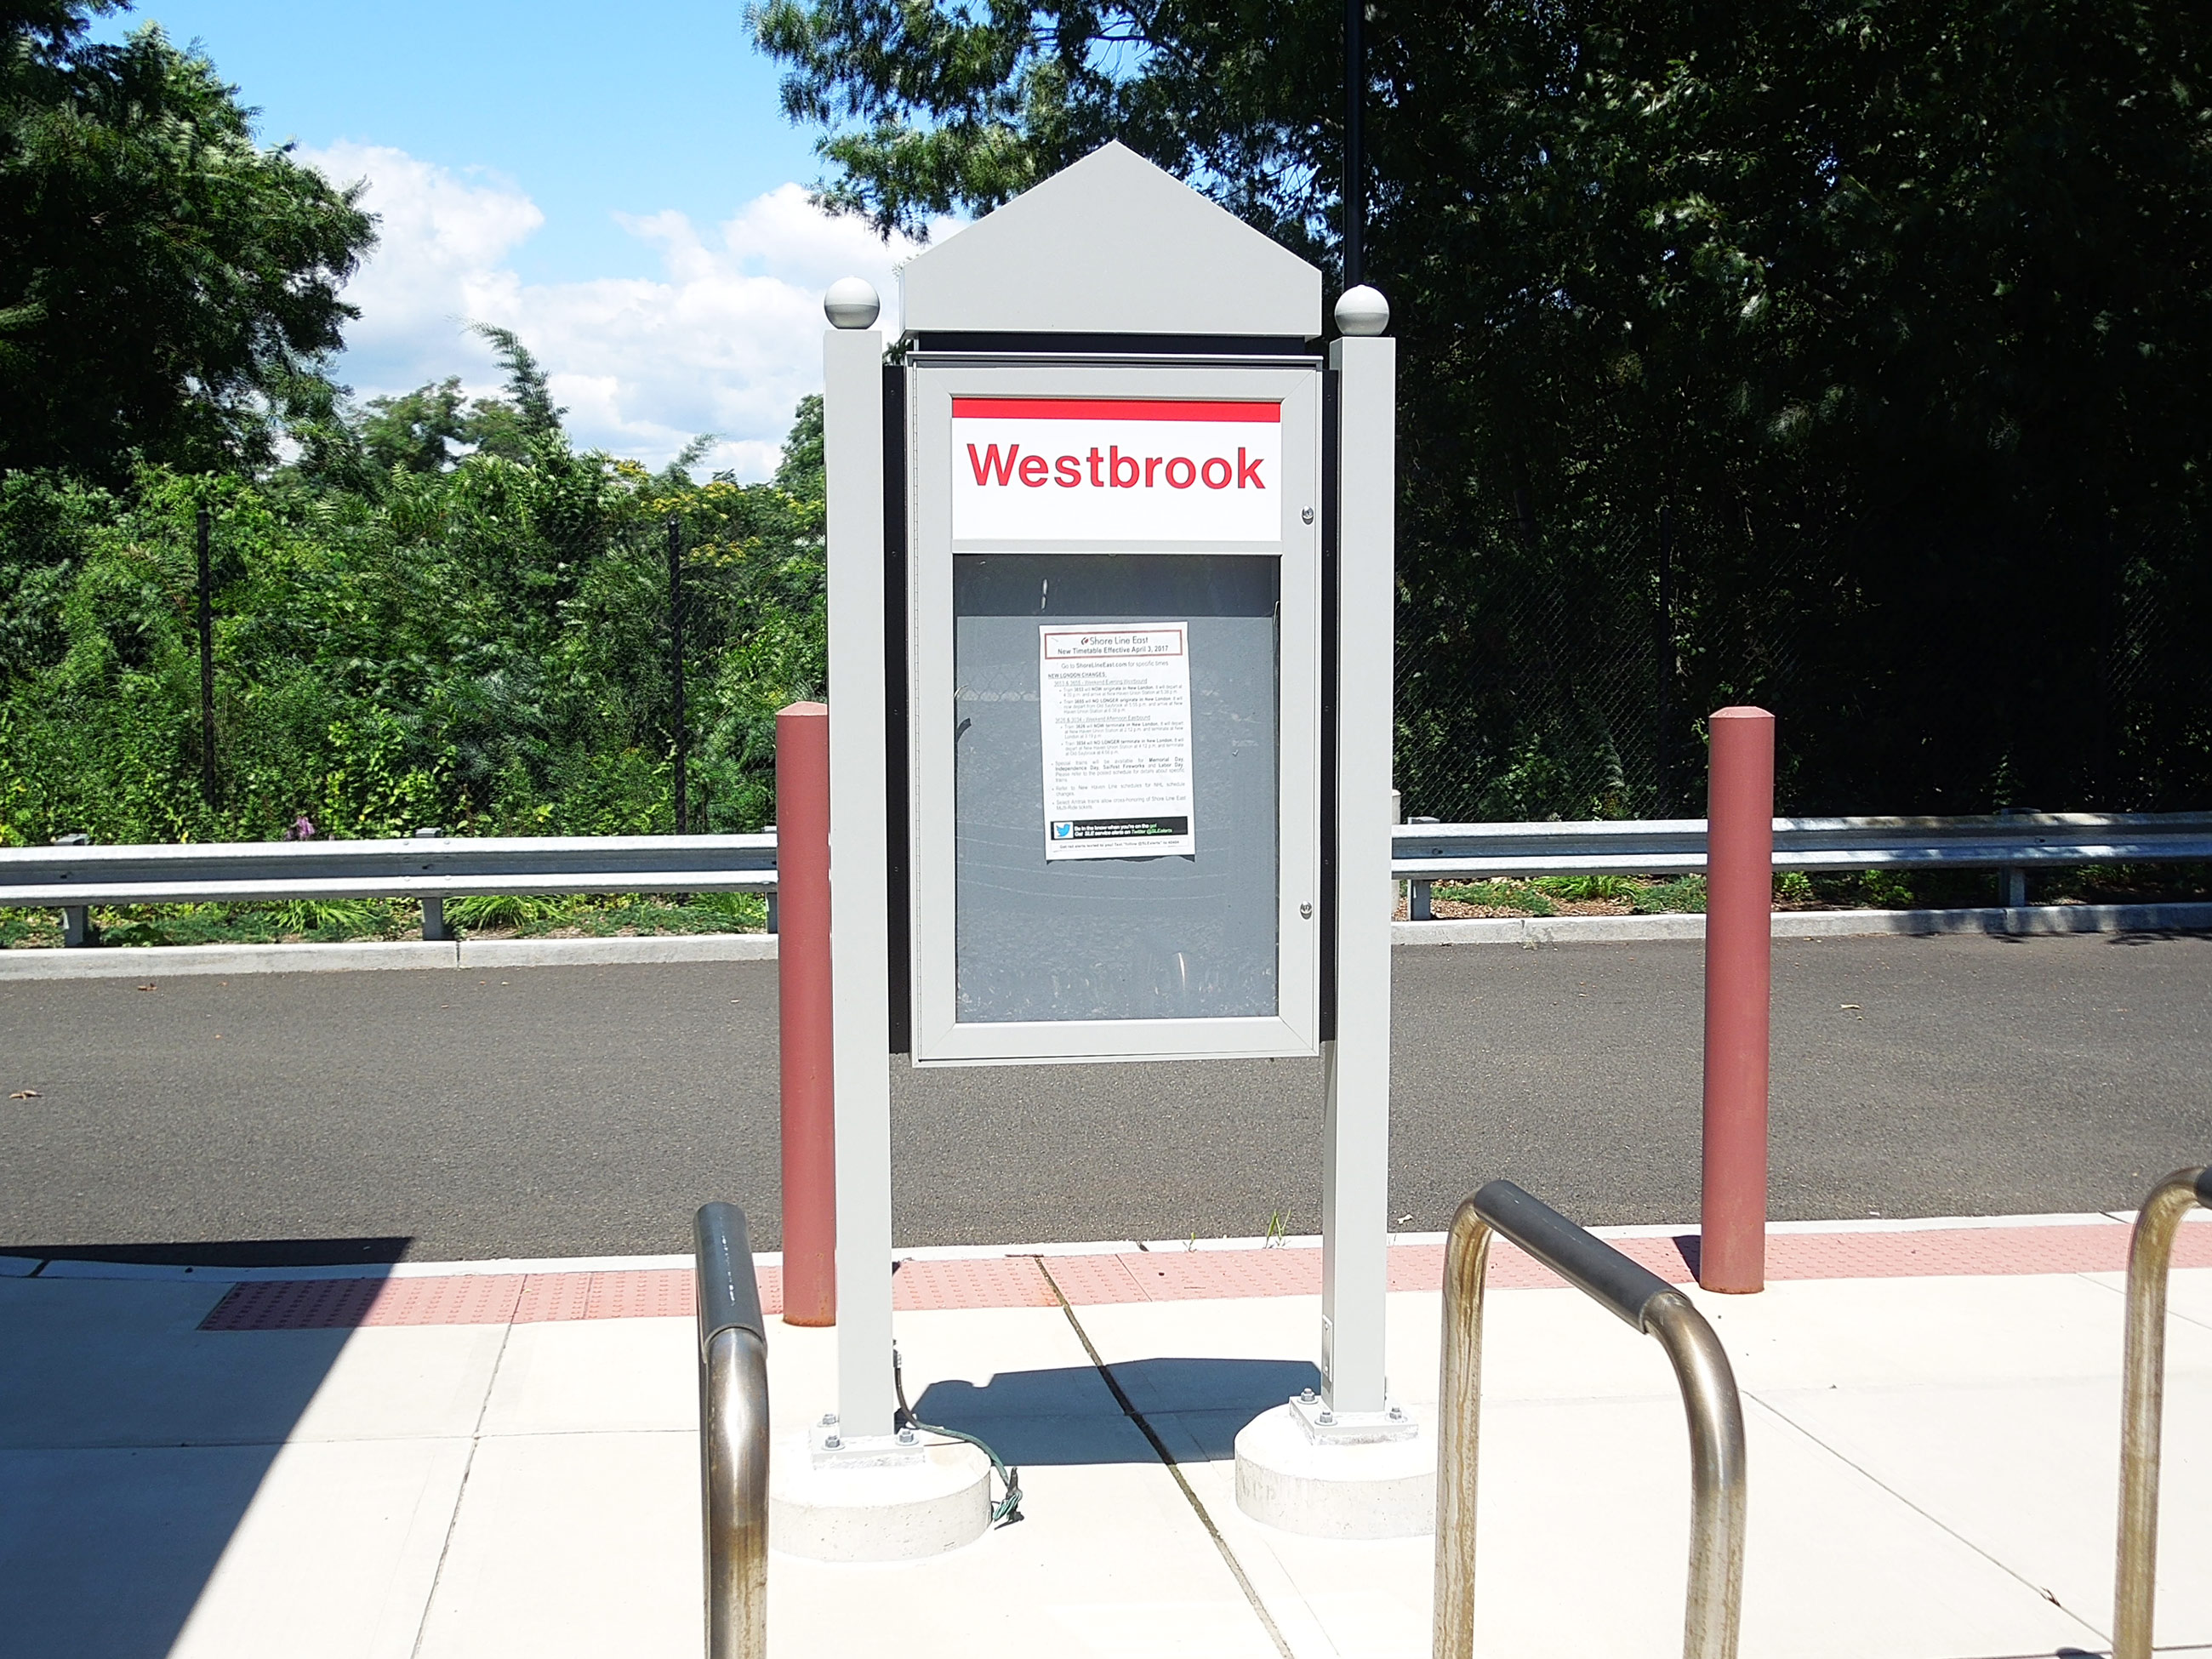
top-left (3, 1217), bottom-right (2210, 1658)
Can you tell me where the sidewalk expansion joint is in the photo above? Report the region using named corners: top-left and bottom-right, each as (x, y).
top-left (1742, 1390), bottom-right (2112, 1646)
top-left (1034, 1256), bottom-right (1296, 1659)
top-left (408, 1317), bottom-right (516, 1659)
top-left (2074, 1266), bottom-right (2212, 1341)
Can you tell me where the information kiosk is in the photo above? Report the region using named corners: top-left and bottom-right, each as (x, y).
top-left (782, 141), bottom-right (1415, 1554)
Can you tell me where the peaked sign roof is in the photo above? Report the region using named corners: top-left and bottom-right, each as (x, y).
top-left (898, 141), bottom-right (1321, 339)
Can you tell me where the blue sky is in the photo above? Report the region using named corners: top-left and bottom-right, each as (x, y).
top-left (94, 1), bottom-right (932, 476)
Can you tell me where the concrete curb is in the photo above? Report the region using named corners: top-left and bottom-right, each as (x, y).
top-left (0, 938), bottom-right (462, 978)
top-left (7, 902), bottom-right (2203, 977)
top-left (0, 932), bottom-right (773, 979)
top-left (1393, 900), bottom-right (2212, 947)
top-left (457, 933), bottom-right (775, 967)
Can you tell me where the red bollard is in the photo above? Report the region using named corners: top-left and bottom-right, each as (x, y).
top-left (776, 702), bottom-right (836, 1325)
top-left (1700, 706), bottom-right (1774, 1294)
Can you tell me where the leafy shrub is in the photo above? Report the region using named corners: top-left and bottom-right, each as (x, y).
top-left (0, 400), bottom-right (826, 851)
top-left (1860, 869), bottom-right (1917, 909)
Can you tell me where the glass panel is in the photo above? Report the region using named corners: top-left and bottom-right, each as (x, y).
top-left (952, 553), bottom-right (1280, 1023)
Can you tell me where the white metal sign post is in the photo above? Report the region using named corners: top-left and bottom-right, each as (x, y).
top-left (1320, 300), bottom-right (1398, 1431)
top-left (821, 297), bottom-right (898, 1446)
top-left (790, 143), bottom-right (1417, 1554)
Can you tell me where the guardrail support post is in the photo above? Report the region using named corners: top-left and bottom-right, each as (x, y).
top-left (2112, 1164), bottom-right (2211, 1659)
top-left (1406, 816), bottom-right (1439, 921)
top-left (777, 703), bottom-right (835, 1327)
top-left (412, 830), bottom-right (453, 942)
top-left (50, 833), bottom-right (92, 947)
top-left (1700, 707), bottom-right (1773, 1294)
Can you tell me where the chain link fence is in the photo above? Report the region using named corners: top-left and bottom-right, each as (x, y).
top-left (1394, 510), bottom-right (2212, 824)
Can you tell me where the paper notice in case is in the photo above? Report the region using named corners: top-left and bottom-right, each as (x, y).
top-left (1038, 623), bottom-right (1196, 860)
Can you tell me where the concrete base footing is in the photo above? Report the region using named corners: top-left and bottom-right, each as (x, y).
top-left (768, 1434), bottom-right (992, 1561)
top-left (1233, 1404), bottom-right (1435, 1538)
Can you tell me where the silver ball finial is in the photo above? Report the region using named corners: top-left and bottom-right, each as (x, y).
top-left (824, 277), bottom-right (881, 330)
top-left (1335, 284), bottom-right (1389, 337)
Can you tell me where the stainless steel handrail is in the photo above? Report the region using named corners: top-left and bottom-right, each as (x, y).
top-left (1434, 1180), bottom-right (1747, 1659)
top-left (2113, 1165), bottom-right (2212, 1659)
top-left (695, 1203), bottom-right (769, 1659)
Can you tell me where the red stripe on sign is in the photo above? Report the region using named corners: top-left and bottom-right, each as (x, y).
top-left (951, 397), bottom-right (1280, 424)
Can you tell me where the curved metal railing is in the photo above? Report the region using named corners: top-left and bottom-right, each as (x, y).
top-left (1433, 1180), bottom-right (1747, 1659)
top-left (2113, 1165), bottom-right (2212, 1659)
top-left (695, 1202), bottom-right (770, 1659)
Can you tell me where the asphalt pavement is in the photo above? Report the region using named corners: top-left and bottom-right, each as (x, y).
top-left (1, 930), bottom-right (2207, 1263)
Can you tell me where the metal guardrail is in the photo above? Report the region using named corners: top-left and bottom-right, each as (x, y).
top-left (1394, 810), bottom-right (2212, 879)
top-left (1434, 1180), bottom-right (1746, 1659)
top-left (1395, 810), bottom-right (2212, 918)
top-left (7, 809), bottom-right (2204, 942)
top-left (0, 831), bottom-right (778, 905)
top-left (695, 1202), bottom-right (769, 1659)
top-left (0, 831), bottom-right (778, 942)
top-left (2113, 1164), bottom-right (2212, 1659)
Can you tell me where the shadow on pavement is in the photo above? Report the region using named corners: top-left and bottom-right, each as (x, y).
top-left (915, 1355), bottom-right (1325, 1464)
top-left (5, 1234), bottom-right (413, 1268)
top-left (0, 1237), bottom-right (407, 1659)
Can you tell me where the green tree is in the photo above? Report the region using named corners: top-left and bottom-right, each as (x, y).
top-left (357, 347), bottom-right (563, 476)
top-left (0, 2), bottom-right (377, 477)
top-left (469, 322), bottom-right (564, 452)
top-left (757, 0), bottom-right (2212, 814)
top-left (359, 378), bottom-right (473, 474)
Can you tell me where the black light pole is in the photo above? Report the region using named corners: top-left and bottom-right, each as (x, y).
top-left (196, 503), bottom-right (217, 804)
top-left (668, 515), bottom-right (688, 835)
top-left (1345, 0), bottom-right (1365, 288)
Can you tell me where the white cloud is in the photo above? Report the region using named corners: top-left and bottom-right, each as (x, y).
top-left (303, 142), bottom-right (936, 479)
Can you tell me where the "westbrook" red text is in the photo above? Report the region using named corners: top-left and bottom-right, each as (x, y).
top-left (966, 443), bottom-right (1266, 493)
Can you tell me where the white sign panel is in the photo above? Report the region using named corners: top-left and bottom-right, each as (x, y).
top-left (954, 397), bottom-right (1280, 542)
top-left (1038, 623), bottom-right (1196, 859)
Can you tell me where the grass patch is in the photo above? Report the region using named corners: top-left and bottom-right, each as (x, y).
top-left (448, 893), bottom-right (568, 932)
top-left (1434, 879), bottom-right (1555, 916)
top-left (1533, 873), bottom-right (1638, 902)
top-left (1633, 875), bottom-right (1708, 914)
top-left (0, 909), bottom-right (61, 949)
top-left (497, 892), bottom-right (771, 938)
top-left (1434, 873), bottom-right (1714, 915)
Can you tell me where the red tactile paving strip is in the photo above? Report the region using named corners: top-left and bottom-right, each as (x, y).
top-left (197, 1223), bottom-right (2212, 1330)
top-left (510, 1273), bottom-right (592, 1324)
top-left (1034, 1254), bottom-right (1148, 1305)
top-left (583, 1269), bottom-right (693, 1321)
top-left (202, 1274), bottom-right (528, 1331)
top-left (1126, 1250), bottom-right (1325, 1300)
top-left (893, 1257), bottom-right (1056, 1310)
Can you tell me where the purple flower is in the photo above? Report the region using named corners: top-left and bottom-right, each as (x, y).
top-left (288, 816), bottom-right (316, 841)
